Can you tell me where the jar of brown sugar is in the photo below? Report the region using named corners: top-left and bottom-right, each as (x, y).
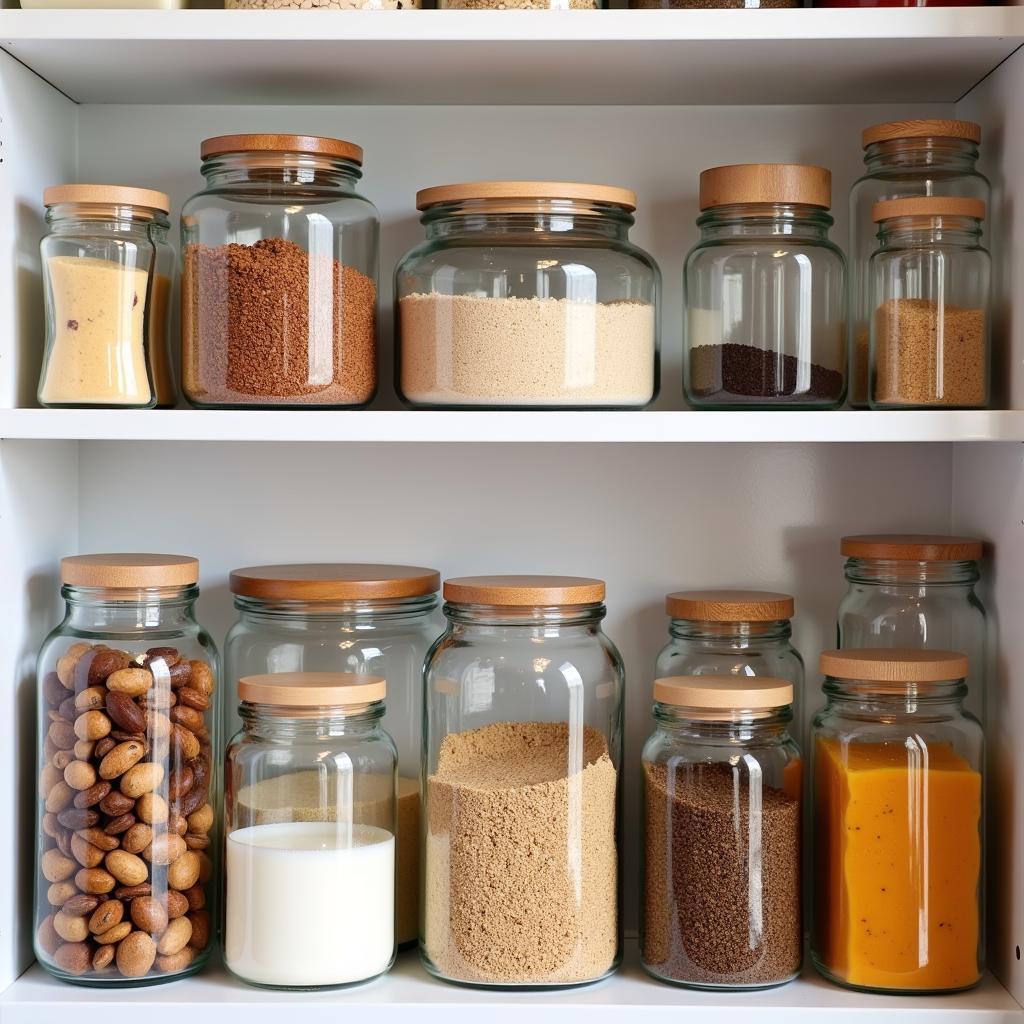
top-left (181, 134), bottom-right (379, 408)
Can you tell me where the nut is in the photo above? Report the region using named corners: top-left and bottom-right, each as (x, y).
top-left (116, 931), bottom-right (157, 978)
top-left (167, 851), bottom-right (201, 892)
top-left (189, 661), bottom-right (215, 697)
top-left (176, 687), bottom-right (210, 712)
top-left (183, 886), bottom-right (205, 912)
top-left (122, 823), bottom-right (153, 855)
top-left (146, 712), bottom-right (172, 741)
top-left (41, 849), bottom-right (76, 883)
top-left (98, 740), bottom-right (146, 780)
top-left (187, 910), bottom-right (210, 949)
top-left (136, 792), bottom-right (169, 825)
top-left (103, 813), bottom-right (136, 836)
top-left (54, 941), bottom-right (92, 975)
top-left (169, 706), bottom-right (205, 735)
top-left (105, 850), bottom-right (148, 886)
top-left (87, 649), bottom-right (130, 686)
top-left (53, 910), bottom-right (90, 943)
top-left (94, 737), bottom-right (117, 760)
top-left (62, 894), bottom-right (101, 917)
top-left (64, 760), bottom-right (97, 791)
top-left (156, 947), bottom-right (195, 973)
top-left (42, 813), bottom-right (61, 839)
top-left (184, 834), bottom-right (209, 851)
top-left (114, 883), bottom-right (152, 900)
top-left (105, 692), bottom-right (146, 734)
top-left (39, 764), bottom-right (63, 800)
top-left (166, 891), bottom-right (190, 919)
top-left (76, 827), bottom-right (120, 852)
top-left (120, 762), bottom-right (164, 798)
top-left (130, 895), bottom-right (168, 934)
top-left (95, 921), bottom-right (132, 945)
top-left (106, 667), bottom-right (153, 697)
top-left (146, 647), bottom-right (181, 668)
top-left (145, 833), bottom-right (186, 865)
top-left (52, 750), bottom-right (74, 771)
top-left (170, 725), bottom-right (200, 762)
top-left (139, 688), bottom-right (176, 712)
top-left (167, 767), bottom-right (193, 803)
top-left (57, 808), bottom-right (98, 831)
top-left (157, 916), bottom-right (192, 956)
top-left (168, 661), bottom-right (192, 689)
top-left (74, 686), bottom-right (108, 712)
top-left (48, 720), bottom-right (76, 751)
top-left (58, 697), bottom-right (77, 722)
top-left (74, 781), bottom-right (111, 810)
top-left (55, 830), bottom-right (73, 857)
top-left (88, 899), bottom-right (124, 934)
top-left (70, 834), bottom-right (105, 868)
top-left (47, 882), bottom-right (78, 906)
top-left (44, 781), bottom-right (74, 814)
top-left (196, 852), bottom-right (213, 884)
top-left (73, 710), bottom-right (111, 743)
top-left (169, 813), bottom-right (188, 836)
top-left (75, 867), bottom-right (116, 894)
top-left (99, 791), bottom-right (135, 817)
top-left (92, 944), bottom-right (115, 970)
top-left (185, 804), bottom-right (213, 836)
top-left (43, 673), bottom-right (69, 707)
top-left (36, 914), bottom-right (60, 956)
top-left (56, 645), bottom-right (89, 687)
top-left (72, 740), bottom-right (95, 761)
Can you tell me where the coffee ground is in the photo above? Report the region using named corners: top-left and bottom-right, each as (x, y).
top-left (642, 761), bottom-right (801, 988)
top-left (689, 343), bottom-right (843, 404)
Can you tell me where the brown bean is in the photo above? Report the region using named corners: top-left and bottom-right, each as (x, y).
top-left (196, 852), bottom-right (213, 884)
top-left (103, 813), bottom-right (136, 836)
top-left (56, 830), bottom-right (74, 857)
top-left (52, 749), bottom-right (74, 772)
top-left (114, 883), bottom-right (152, 900)
top-left (74, 686), bottom-right (108, 712)
top-left (75, 867), bottom-right (116, 894)
top-left (57, 808), bottom-right (98, 831)
top-left (88, 899), bottom-right (124, 934)
top-left (94, 737), bottom-right (117, 760)
top-left (110, 730), bottom-right (148, 747)
top-left (62, 894), bottom-right (100, 917)
top-left (146, 647), bottom-right (181, 668)
top-left (156, 946), bottom-right (195, 973)
top-left (176, 687), bottom-right (210, 712)
top-left (105, 850), bottom-right (148, 886)
top-left (41, 849), bottom-right (76, 883)
top-left (63, 760), bottom-right (96, 792)
top-left (189, 661), bottom-right (214, 697)
top-left (169, 813), bottom-right (188, 836)
top-left (187, 910), bottom-right (210, 949)
top-left (70, 834), bottom-right (105, 868)
top-left (43, 672), bottom-right (69, 707)
top-left (139, 688), bottom-right (177, 711)
top-left (122, 823), bottom-right (153, 855)
top-left (92, 944), bottom-right (115, 970)
top-left (131, 895), bottom-right (169, 934)
top-left (42, 813), bottom-right (61, 839)
top-left (184, 886), bottom-right (205, 912)
top-left (53, 910), bottom-right (89, 943)
top-left (42, 735), bottom-right (59, 764)
top-left (120, 762), bottom-right (164, 799)
top-left (73, 710), bottom-right (111, 743)
top-left (117, 931), bottom-right (157, 978)
top-left (99, 791), bottom-right (135, 817)
top-left (72, 739), bottom-right (95, 761)
top-left (76, 827), bottom-right (120, 852)
top-left (167, 851), bottom-right (201, 891)
top-left (58, 697), bottom-right (77, 722)
top-left (136, 793), bottom-right (169, 825)
top-left (166, 890), bottom-right (190, 919)
top-left (184, 834), bottom-right (210, 851)
top-left (185, 803), bottom-right (213, 836)
top-left (105, 691), bottom-right (146, 734)
top-left (54, 941), bottom-right (92, 975)
top-left (167, 767), bottom-right (194, 803)
top-left (98, 740), bottom-right (146, 780)
top-left (157, 916), bottom-right (192, 956)
top-left (146, 712), bottom-right (172, 741)
top-left (146, 833), bottom-right (186, 865)
top-left (169, 705), bottom-right (205, 734)
top-left (56, 644), bottom-right (89, 687)
top-left (39, 764), bottom-right (63, 800)
top-left (74, 781), bottom-right (111, 810)
top-left (44, 781), bottom-right (74, 815)
top-left (170, 724), bottom-right (200, 762)
top-left (87, 649), bottom-right (130, 686)
top-left (48, 719), bottom-right (76, 751)
top-left (36, 914), bottom-right (60, 956)
top-left (106, 667), bottom-right (153, 697)
top-left (47, 881), bottom-right (78, 906)
top-left (96, 921), bottom-right (132, 945)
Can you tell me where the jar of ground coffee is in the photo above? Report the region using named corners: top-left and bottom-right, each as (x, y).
top-left (181, 134), bottom-right (379, 408)
top-left (684, 163), bottom-right (847, 408)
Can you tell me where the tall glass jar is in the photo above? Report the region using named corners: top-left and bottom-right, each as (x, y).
top-left (34, 554), bottom-right (218, 986)
top-left (422, 575), bottom-right (623, 987)
top-left (224, 674), bottom-right (396, 989)
top-left (224, 563), bottom-right (440, 948)
top-left (39, 185), bottom-right (176, 409)
top-left (848, 120), bottom-right (988, 406)
top-left (812, 649), bottom-right (984, 994)
top-left (684, 164), bottom-right (846, 408)
top-left (181, 134), bottom-right (379, 408)
top-left (395, 181), bottom-right (660, 408)
top-left (641, 677), bottom-right (802, 989)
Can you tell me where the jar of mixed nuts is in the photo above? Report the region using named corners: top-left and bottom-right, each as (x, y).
top-left (34, 554), bottom-right (218, 986)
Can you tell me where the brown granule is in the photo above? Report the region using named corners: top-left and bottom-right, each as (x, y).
top-left (642, 761), bottom-right (801, 988)
top-left (425, 721), bottom-right (618, 985)
top-left (182, 237), bottom-right (376, 406)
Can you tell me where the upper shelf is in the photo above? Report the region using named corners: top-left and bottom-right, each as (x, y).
top-left (1, 8), bottom-right (1023, 105)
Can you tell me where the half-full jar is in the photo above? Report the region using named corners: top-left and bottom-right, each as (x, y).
top-left (224, 563), bottom-right (440, 947)
top-left (812, 649), bottom-right (983, 993)
top-left (396, 181), bottom-right (660, 408)
top-left (39, 185), bottom-right (176, 409)
top-left (868, 197), bottom-right (990, 409)
top-left (641, 677), bottom-right (802, 989)
top-left (35, 554), bottom-right (218, 986)
top-left (423, 576), bottom-right (623, 986)
top-left (684, 164), bottom-right (846, 408)
top-left (224, 674), bottom-right (397, 989)
top-left (181, 134), bottom-right (379, 408)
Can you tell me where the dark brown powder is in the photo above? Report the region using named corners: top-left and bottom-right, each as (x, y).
top-left (689, 343), bottom-right (844, 404)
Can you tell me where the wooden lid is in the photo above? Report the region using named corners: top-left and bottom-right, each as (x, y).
top-left (698, 164), bottom-right (831, 211)
top-left (61, 554), bottom-right (198, 589)
top-left (43, 184), bottom-right (170, 213)
top-left (666, 589), bottom-right (794, 621)
top-left (862, 119), bottom-right (981, 147)
top-left (873, 196), bottom-right (985, 222)
top-left (238, 672), bottom-right (385, 707)
top-left (443, 575), bottom-right (605, 606)
top-left (416, 181), bottom-right (637, 212)
top-left (819, 649), bottom-right (968, 682)
top-left (230, 563), bottom-right (440, 602)
top-left (200, 134), bottom-right (363, 164)
top-left (841, 534), bottom-right (983, 561)
top-left (653, 676), bottom-right (793, 712)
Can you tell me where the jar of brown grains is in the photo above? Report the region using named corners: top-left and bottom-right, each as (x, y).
top-left (181, 134), bottom-right (379, 408)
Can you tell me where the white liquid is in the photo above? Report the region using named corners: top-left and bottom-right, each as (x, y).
top-left (226, 822), bottom-right (395, 988)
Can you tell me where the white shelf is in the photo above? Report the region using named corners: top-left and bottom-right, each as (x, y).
top-left (0, 8), bottom-right (1022, 104)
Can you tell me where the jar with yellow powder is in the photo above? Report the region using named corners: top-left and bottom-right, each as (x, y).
top-left (811, 648), bottom-right (984, 994)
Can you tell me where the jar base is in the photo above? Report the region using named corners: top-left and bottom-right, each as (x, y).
top-left (419, 947), bottom-right (621, 990)
top-left (811, 956), bottom-right (983, 995)
top-left (38, 956), bottom-right (207, 988)
top-left (640, 960), bottom-right (800, 991)
top-left (224, 959), bottom-right (394, 992)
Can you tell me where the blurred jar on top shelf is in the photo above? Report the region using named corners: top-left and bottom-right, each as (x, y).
top-left (437, 0), bottom-right (602, 8)
top-left (814, 0), bottom-right (987, 7)
top-left (631, 0), bottom-right (797, 7)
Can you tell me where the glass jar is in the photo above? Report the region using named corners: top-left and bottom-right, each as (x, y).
top-left (224, 673), bottom-right (397, 989)
top-left (227, 0), bottom-right (419, 7)
top-left (422, 575), bottom-right (623, 987)
top-left (684, 163), bottom-right (846, 409)
top-left (632, 0), bottom-right (797, 5)
top-left (39, 185), bottom-right (176, 409)
top-left (641, 677), bottom-right (801, 989)
top-left (224, 563), bottom-right (440, 948)
top-left (811, 649), bottom-right (984, 993)
top-left (438, 0), bottom-right (602, 8)
top-left (34, 554), bottom-right (218, 986)
top-left (848, 120), bottom-right (987, 406)
top-left (181, 134), bottom-right (379, 408)
top-left (868, 197), bottom-right (990, 409)
top-left (395, 181), bottom-right (660, 408)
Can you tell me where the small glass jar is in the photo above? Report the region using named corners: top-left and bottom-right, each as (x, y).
top-left (224, 673), bottom-right (397, 989)
top-left (181, 134), bottom-right (379, 408)
top-left (811, 649), bottom-right (984, 994)
top-left (224, 563), bottom-right (440, 948)
top-left (39, 185), bottom-right (176, 409)
top-left (34, 554), bottom-right (218, 986)
top-left (395, 181), bottom-right (660, 408)
top-left (423, 575), bottom-right (623, 987)
top-left (641, 677), bottom-right (802, 989)
top-left (868, 197), bottom-right (990, 409)
top-left (684, 164), bottom-right (846, 409)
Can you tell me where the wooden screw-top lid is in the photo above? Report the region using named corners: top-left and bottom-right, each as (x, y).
top-left (698, 164), bottom-right (831, 211)
top-left (61, 554), bottom-right (198, 589)
top-left (200, 134), bottom-right (363, 164)
top-left (230, 563), bottom-right (440, 602)
top-left (43, 184), bottom-right (170, 214)
top-left (416, 181), bottom-right (637, 212)
top-left (819, 649), bottom-right (968, 682)
top-left (666, 589), bottom-right (794, 622)
top-left (840, 534), bottom-right (983, 562)
top-left (862, 119), bottom-right (981, 148)
top-left (873, 196), bottom-right (986, 223)
top-left (653, 676), bottom-right (793, 713)
top-left (443, 575), bottom-right (605, 606)
top-left (238, 672), bottom-right (385, 707)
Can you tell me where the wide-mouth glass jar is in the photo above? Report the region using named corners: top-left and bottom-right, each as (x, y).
top-left (684, 163), bottom-right (846, 409)
top-left (181, 134), bottom-right (379, 409)
top-left (34, 554), bottom-right (219, 986)
top-left (39, 185), bottom-right (176, 409)
top-left (811, 649), bottom-right (984, 994)
top-left (422, 575), bottom-right (623, 987)
top-left (224, 673), bottom-right (397, 989)
top-left (396, 181), bottom-right (660, 408)
top-left (641, 677), bottom-right (802, 990)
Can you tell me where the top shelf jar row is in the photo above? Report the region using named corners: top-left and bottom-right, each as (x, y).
top-left (17, 1), bottom-right (1000, 10)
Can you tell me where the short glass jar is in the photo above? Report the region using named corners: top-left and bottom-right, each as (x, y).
top-left (422, 575), bottom-right (623, 987)
top-left (224, 673), bottom-right (397, 989)
top-left (684, 163), bottom-right (846, 409)
top-left (811, 649), bottom-right (984, 994)
top-left (181, 134), bottom-right (379, 408)
top-left (868, 197), bottom-right (990, 409)
top-left (39, 185), bottom-right (176, 409)
top-left (641, 677), bottom-right (802, 990)
top-left (395, 181), bottom-right (660, 408)
top-left (34, 554), bottom-right (218, 986)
